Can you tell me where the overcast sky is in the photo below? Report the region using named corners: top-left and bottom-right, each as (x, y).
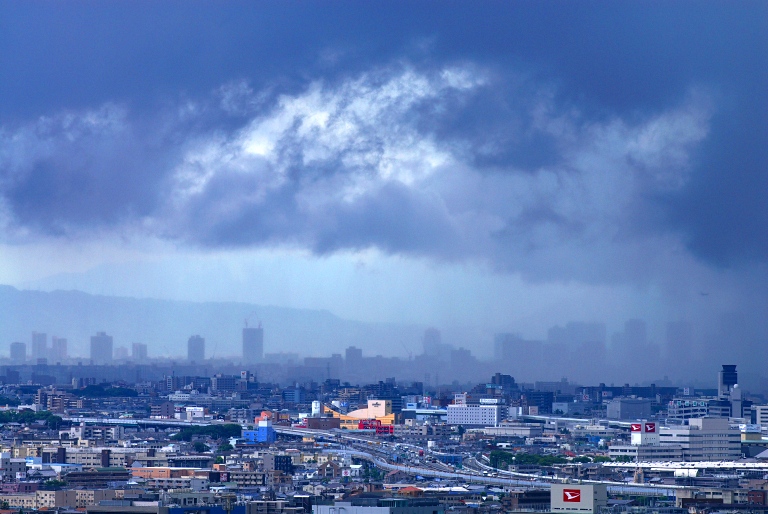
top-left (0, 2), bottom-right (766, 361)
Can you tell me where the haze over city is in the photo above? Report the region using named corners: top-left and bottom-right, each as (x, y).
top-left (0, 3), bottom-right (766, 385)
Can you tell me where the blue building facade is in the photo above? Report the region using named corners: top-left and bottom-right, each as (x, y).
top-left (242, 422), bottom-right (276, 443)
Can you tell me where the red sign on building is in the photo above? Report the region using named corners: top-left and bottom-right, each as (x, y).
top-left (630, 423), bottom-right (642, 432)
top-left (563, 489), bottom-right (581, 502)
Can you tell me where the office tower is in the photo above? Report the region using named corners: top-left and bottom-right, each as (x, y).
top-left (31, 332), bottom-right (47, 361)
top-left (345, 346), bottom-right (363, 364)
top-left (494, 333), bottom-right (517, 360)
top-left (422, 327), bottom-right (452, 363)
top-left (90, 331), bottom-right (113, 364)
top-left (51, 337), bottom-right (67, 362)
top-left (114, 346), bottom-right (129, 360)
top-left (132, 343), bottom-right (148, 361)
top-left (423, 327), bottom-right (442, 356)
top-left (9, 342), bottom-right (26, 362)
top-left (242, 325), bottom-right (263, 363)
top-left (188, 335), bottom-right (205, 362)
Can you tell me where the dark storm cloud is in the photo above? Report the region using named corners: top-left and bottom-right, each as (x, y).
top-left (310, 182), bottom-right (460, 257)
top-left (0, 104), bottom-right (191, 238)
top-left (0, 2), bottom-right (765, 274)
top-left (663, 102), bottom-right (768, 266)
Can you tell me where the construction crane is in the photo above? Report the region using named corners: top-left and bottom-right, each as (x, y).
top-left (209, 341), bottom-right (218, 360)
top-left (244, 311), bottom-right (261, 328)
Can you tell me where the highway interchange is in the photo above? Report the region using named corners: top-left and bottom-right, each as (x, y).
top-left (62, 415), bottom-right (762, 498)
top-left (274, 425), bottom-right (683, 497)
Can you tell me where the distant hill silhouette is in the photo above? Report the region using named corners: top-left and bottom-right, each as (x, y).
top-left (0, 285), bottom-right (423, 359)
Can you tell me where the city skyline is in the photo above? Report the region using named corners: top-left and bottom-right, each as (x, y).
top-left (0, 3), bottom-right (765, 380)
top-left (0, 4), bottom-right (767, 511)
top-left (2, 311), bottom-right (760, 390)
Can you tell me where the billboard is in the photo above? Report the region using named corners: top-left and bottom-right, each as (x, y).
top-left (630, 420), bottom-right (660, 445)
top-left (551, 484), bottom-right (607, 513)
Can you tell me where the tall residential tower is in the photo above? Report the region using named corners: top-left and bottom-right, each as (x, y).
top-left (188, 335), bottom-right (205, 362)
top-left (90, 332), bottom-right (113, 364)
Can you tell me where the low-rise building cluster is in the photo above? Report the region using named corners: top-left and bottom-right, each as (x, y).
top-left (0, 363), bottom-right (765, 514)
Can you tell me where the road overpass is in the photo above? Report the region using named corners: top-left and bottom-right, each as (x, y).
top-left (274, 426), bottom-right (682, 496)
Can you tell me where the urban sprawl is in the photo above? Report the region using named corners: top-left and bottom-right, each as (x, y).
top-left (1, 327), bottom-right (767, 514)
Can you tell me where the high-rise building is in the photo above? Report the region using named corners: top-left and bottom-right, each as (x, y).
top-left (51, 337), bottom-right (67, 362)
top-left (90, 332), bottom-right (113, 364)
top-left (345, 346), bottom-right (363, 364)
top-left (9, 342), bottom-right (26, 362)
top-left (242, 326), bottom-right (263, 363)
top-left (188, 335), bottom-right (205, 362)
top-left (132, 343), bottom-right (148, 361)
top-left (422, 327), bottom-right (452, 363)
top-left (423, 327), bottom-right (442, 356)
top-left (31, 332), bottom-right (47, 361)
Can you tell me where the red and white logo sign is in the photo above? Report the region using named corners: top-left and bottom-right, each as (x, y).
top-left (630, 423), bottom-right (642, 432)
top-left (645, 423), bottom-right (656, 433)
top-left (563, 489), bottom-right (581, 502)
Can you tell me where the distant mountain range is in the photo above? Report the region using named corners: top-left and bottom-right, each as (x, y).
top-left (0, 285), bottom-right (425, 359)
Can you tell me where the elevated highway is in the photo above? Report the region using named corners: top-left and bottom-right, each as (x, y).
top-left (273, 426), bottom-right (683, 496)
